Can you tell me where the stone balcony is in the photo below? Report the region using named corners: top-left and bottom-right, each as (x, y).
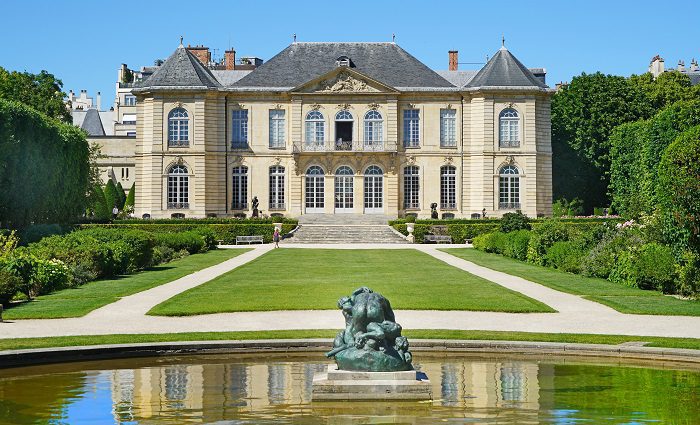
top-left (293, 140), bottom-right (398, 153)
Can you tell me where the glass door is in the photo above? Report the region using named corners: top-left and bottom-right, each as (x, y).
top-left (334, 166), bottom-right (354, 213)
top-left (363, 165), bottom-right (383, 213)
top-left (305, 166), bottom-right (325, 213)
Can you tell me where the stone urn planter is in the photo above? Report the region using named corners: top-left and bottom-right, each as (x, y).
top-left (406, 223), bottom-right (415, 243)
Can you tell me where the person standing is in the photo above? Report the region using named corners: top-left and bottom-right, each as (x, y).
top-left (112, 205), bottom-right (119, 219)
top-left (273, 228), bottom-right (280, 248)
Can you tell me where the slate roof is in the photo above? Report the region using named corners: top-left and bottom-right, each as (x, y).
top-left (80, 108), bottom-right (105, 136)
top-left (211, 70), bottom-right (253, 86)
top-left (436, 70), bottom-right (478, 88)
top-left (135, 45), bottom-right (220, 90)
top-left (467, 47), bottom-right (548, 89)
top-left (231, 42), bottom-right (454, 90)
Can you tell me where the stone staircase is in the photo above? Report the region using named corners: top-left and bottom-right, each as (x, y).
top-left (283, 214), bottom-right (408, 244)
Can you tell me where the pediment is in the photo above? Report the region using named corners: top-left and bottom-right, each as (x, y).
top-left (292, 68), bottom-right (397, 94)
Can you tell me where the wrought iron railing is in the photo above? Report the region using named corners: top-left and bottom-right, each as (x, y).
top-left (168, 202), bottom-right (190, 209)
top-left (499, 140), bottom-right (520, 148)
top-left (269, 202), bottom-right (286, 210)
top-left (231, 141), bottom-right (250, 150)
top-left (403, 140), bottom-right (420, 148)
top-left (293, 140), bottom-right (397, 153)
top-left (499, 202), bottom-right (521, 209)
top-left (168, 140), bottom-right (189, 148)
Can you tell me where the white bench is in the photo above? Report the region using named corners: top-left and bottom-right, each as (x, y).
top-left (235, 235), bottom-right (264, 245)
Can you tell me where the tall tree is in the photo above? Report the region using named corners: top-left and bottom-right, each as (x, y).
top-left (629, 71), bottom-right (700, 111)
top-left (0, 99), bottom-right (90, 228)
top-left (0, 67), bottom-right (71, 123)
top-left (116, 182), bottom-right (127, 209)
top-left (103, 180), bottom-right (119, 211)
top-left (551, 72), bottom-right (653, 211)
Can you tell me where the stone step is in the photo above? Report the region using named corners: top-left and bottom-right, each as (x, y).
top-left (284, 224), bottom-right (407, 244)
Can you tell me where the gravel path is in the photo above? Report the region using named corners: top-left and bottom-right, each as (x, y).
top-left (1, 244), bottom-right (699, 340)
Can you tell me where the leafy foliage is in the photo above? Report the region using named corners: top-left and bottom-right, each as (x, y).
top-left (629, 71), bottom-right (700, 111)
top-left (116, 182), bottom-right (126, 209)
top-left (0, 67), bottom-right (71, 123)
top-left (103, 180), bottom-right (119, 211)
top-left (499, 211), bottom-right (531, 232)
top-left (609, 243), bottom-right (677, 292)
top-left (657, 125), bottom-right (700, 253)
top-left (0, 99), bottom-right (90, 228)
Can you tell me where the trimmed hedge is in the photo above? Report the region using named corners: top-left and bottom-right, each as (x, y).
top-left (80, 223), bottom-right (297, 244)
top-left (394, 223), bottom-right (499, 243)
top-left (114, 217), bottom-right (299, 225)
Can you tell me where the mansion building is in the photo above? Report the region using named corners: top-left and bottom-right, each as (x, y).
top-left (130, 41), bottom-right (553, 219)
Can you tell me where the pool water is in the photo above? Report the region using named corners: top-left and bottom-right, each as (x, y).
top-left (0, 353), bottom-right (698, 424)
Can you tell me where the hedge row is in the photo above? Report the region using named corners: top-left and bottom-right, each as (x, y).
top-left (389, 217), bottom-right (622, 226)
top-left (80, 223), bottom-right (297, 244)
top-left (114, 217), bottom-right (299, 225)
top-left (392, 219), bottom-right (620, 244)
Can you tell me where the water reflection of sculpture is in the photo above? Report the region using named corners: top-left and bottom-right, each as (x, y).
top-left (326, 287), bottom-right (413, 371)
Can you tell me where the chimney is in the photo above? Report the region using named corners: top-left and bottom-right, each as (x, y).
top-left (96, 91), bottom-right (101, 110)
top-left (691, 59), bottom-right (699, 72)
top-left (449, 50), bottom-right (458, 71)
top-left (648, 55), bottom-right (664, 78)
top-left (677, 60), bottom-right (685, 72)
top-left (186, 45), bottom-right (211, 65)
top-left (225, 49), bottom-right (236, 70)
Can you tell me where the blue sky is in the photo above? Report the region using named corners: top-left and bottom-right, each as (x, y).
top-left (1, 0), bottom-right (697, 107)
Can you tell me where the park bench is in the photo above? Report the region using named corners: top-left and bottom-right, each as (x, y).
top-left (423, 225), bottom-right (453, 244)
top-left (235, 235), bottom-right (264, 245)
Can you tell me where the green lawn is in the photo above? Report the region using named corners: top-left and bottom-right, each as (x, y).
top-left (0, 330), bottom-right (697, 351)
top-left (148, 249), bottom-right (554, 316)
top-left (442, 249), bottom-right (700, 316)
top-left (3, 249), bottom-right (250, 319)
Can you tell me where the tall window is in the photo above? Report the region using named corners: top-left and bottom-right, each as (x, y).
top-left (167, 165), bottom-right (189, 209)
top-left (269, 166), bottom-right (285, 210)
top-left (364, 110), bottom-right (383, 149)
top-left (269, 110), bottom-right (285, 148)
top-left (168, 108), bottom-right (189, 147)
top-left (499, 165), bottom-right (520, 209)
top-left (335, 166), bottom-right (354, 210)
top-left (231, 110), bottom-right (248, 148)
top-left (499, 108), bottom-right (520, 148)
top-left (440, 109), bottom-right (456, 147)
top-left (403, 109), bottom-right (420, 147)
top-left (305, 165), bottom-right (324, 212)
top-left (440, 166), bottom-right (456, 209)
top-left (305, 111), bottom-right (325, 149)
top-left (403, 166), bottom-right (420, 209)
top-left (231, 166), bottom-right (248, 210)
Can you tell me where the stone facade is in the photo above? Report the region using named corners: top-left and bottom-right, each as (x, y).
top-left (130, 42), bottom-right (553, 219)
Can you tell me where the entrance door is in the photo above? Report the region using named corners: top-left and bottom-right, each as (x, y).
top-left (334, 166), bottom-right (354, 213)
top-left (364, 165), bottom-right (384, 213)
top-left (305, 166), bottom-right (325, 213)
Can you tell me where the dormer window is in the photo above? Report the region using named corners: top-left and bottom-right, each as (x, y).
top-left (336, 56), bottom-right (351, 67)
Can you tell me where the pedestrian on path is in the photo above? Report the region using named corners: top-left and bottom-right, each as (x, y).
top-left (273, 228), bottom-right (280, 248)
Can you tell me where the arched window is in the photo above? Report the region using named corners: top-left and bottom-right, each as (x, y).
top-left (364, 110), bottom-right (383, 150)
top-left (305, 111), bottom-right (325, 149)
top-left (167, 165), bottom-right (189, 209)
top-left (168, 108), bottom-right (189, 147)
top-left (499, 165), bottom-right (520, 209)
top-left (335, 111), bottom-right (354, 150)
top-left (403, 166), bottom-right (420, 209)
top-left (364, 165), bottom-right (383, 212)
top-left (231, 166), bottom-right (248, 210)
top-left (499, 108), bottom-right (520, 148)
top-left (440, 165), bottom-right (456, 209)
top-left (335, 110), bottom-right (353, 121)
top-left (335, 166), bottom-right (354, 211)
top-left (269, 166), bottom-right (285, 210)
top-left (305, 165), bottom-right (325, 212)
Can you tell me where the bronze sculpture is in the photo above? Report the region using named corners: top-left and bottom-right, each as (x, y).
top-left (326, 287), bottom-right (413, 372)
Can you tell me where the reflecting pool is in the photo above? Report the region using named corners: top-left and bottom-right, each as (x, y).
top-left (0, 352), bottom-right (698, 424)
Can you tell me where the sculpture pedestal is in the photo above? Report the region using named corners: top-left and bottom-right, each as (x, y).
top-left (312, 365), bottom-right (432, 401)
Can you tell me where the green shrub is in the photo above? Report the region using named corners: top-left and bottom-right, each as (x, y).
top-left (676, 251), bottom-right (700, 297)
top-left (154, 231), bottom-right (206, 255)
top-left (472, 232), bottom-right (508, 254)
top-left (500, 211), bottom-right (531, 233)
top-left (31, 259), bottom-right (70, 296)
top-left (581, 227), bottom-right (645, 279)
top-left (82, 223), bottom-right (296, 244)
top-left (0, 230), bottom-right (18, 257)
top-left (526, 220), bottom-right (570, 265)
top-left (0, 269), bottom-right (20, 305)
top-left (502, 230), bottom-right (531, 261)
top-left (152, 245), bottom-right (177, 266)
top-left (545, 240), bottom-right (588, 273)
top-left (18, 224), bottom-right (65, 245)
top-left (609, 243), bottom-right (677, 292)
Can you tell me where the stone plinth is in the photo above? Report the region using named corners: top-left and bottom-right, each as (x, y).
top-left (312, 365), bottom-right (432, 401)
